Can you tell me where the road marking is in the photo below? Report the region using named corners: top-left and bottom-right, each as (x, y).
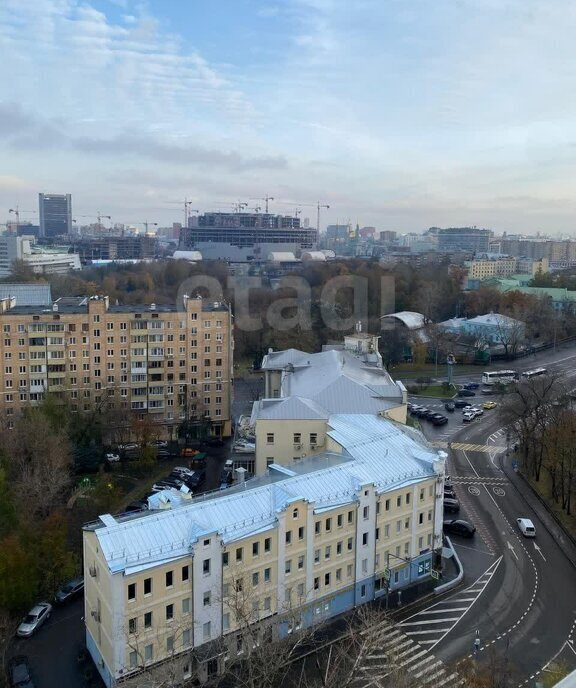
top-left (507, 541), bottom-right (519, 561)
top-left (468, 485), bottom-right (480, 495)
top-left (533, 542), bottom-right (546, 562)
top-left (493, 486), bottom-right (506, 496)
top-left (398, 556), bottom-right (502, 650)
top-left (431, 441), bottom-right (506, 453)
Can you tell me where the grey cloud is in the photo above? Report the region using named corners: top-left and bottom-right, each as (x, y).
top-left (0, 101), bottom-right (288, 172)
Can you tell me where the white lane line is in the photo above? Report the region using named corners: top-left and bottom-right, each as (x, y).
top-left (402, 618), bottom-right (461, 626)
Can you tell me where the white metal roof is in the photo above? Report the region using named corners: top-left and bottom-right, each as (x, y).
top-left (301, 251), bottom-right (327, 261)
top-left (267, 251), bottom-right (298, 262)
top-left (89, 414), bottom-right (442, 574)
top-left (380, 311), bottom-right (426, 330)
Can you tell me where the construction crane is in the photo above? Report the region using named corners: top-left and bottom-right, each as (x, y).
top-left (8, 206), bottom-right (37, 233)
top-left (233, 201), bottom-right (248, 213)
top-left (249, 195), bottom-right (274, 213)
top-left (142, 221), bottom-right (158, 234)
top-left (277, 200), bottom-right (330, 231)
top-left (166, 198), bottom-right (199, 226)
top-left (77, 213), bottom-right (112, 233)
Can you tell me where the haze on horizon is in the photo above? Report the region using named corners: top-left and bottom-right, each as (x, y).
top-left (1, 0), bottom-right (576, 235)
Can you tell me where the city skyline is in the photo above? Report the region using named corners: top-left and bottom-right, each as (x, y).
top-left (2, 1), bottom-right (576, 233)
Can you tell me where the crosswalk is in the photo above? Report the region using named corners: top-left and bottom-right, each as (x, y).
top-left (350, 623), bottom-right (463, 688)
top-left (430, 441), bottom-right (506, 453)
top-left (398, 556), bottom-right (503, 650)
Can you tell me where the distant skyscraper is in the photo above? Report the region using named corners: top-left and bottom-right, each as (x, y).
top-left (38, 193), bottom-right (72, 238)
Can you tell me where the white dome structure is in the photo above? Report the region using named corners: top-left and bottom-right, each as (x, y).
top-left (301, 251), bottom-right (327, 262)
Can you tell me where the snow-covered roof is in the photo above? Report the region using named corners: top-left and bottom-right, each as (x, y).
top-left (172, 250), bottom-right (203, 261)
top-left (87, 414), bottom-right (443, 574)
top-left (380, 311), bottom-right (426, 330)
top-left (301, 251), bottom-right (327, 261)
top-left (267, 252), bottom-right (298, 262)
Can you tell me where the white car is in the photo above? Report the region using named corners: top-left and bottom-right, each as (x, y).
top-left (105, 453), bottom-right (120, 463)
top-left (470, 407), bottom-right (484, 417)
top-left (17, 602), bottom-right (52, 637)
top-left (171, 466), bottom-right (194, 479)
top-left (462, 412), bottom-right (475, 423)
top-left (517, 518), bottom-right (536, 537)
top-left (461, 405), bottom-right (473, 413)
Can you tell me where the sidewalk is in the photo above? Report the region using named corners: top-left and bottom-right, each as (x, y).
top-left (500, 454), bottom-right (576, 571)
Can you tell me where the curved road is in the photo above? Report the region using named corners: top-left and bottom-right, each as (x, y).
top-left (411, 348), bottom-right (576, 684)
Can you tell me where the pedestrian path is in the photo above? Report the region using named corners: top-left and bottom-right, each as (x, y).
top-left (430, 441), bottom-right (506, 453)
top-left (450, 475), bottom-right (508, 485)
top-left (350, 623), bottom-right (463, 688)
top-left (398, 556), bottom-right (503, 651)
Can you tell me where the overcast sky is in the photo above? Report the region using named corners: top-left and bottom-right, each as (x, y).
top-left (2, 0), bottom-right (576, 234)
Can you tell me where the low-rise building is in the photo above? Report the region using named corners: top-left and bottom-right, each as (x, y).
top-left (250, 334), bottom-right (407, 475)
top-left (438, 313), bottom-right (526, 346)
top-left (83, 413), bottom-right (446, 687)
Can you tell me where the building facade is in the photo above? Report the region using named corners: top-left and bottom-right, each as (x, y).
top-left (0, 236), bottom-right (81, 276)
top-left (39, 193), bottom-right (72, 238)
top-left (437, 227), bottom-right (491, 253)
top-left (0, 294), bottom-right (233, 439)
top-left (180, 212), bottom-right (317, 262)
top-left (83, 413), bottom-right (446, 687)
top-left (71, 236), bottom-right (158, 263)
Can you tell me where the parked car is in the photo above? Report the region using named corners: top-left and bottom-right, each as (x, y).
top-left (220, 469), bottom-right (234, 485)
top-left (517, 517), bottom-right (536, 537)
top-left (444, 402), bottom-right (455, 412)
top-left (171, 466), bottom-right (195, 479)
top-left (233, 441), bottom-right (256, 454)
top-left (443, 497), bottom-right (460, 513)
top-left (463, 382), bottom-right (480, 390)
top-left (432, 415), bottom-right (448, 426)
top-left (444, 485), bottom-right (456, 498)
top-left (181, 447), bottom-right (200, 457)
top-left (454, 399), bottom-right (471, 408)
top-left (105, 453), bottom-right (120, 463)
top-left (458, 389), bottom-right (476, 397)
top-left (151, 480), bottom-right (182, 492)
top-left (483, 401), bottom-right (497, 410)
top-left (462, 411), bottom-right (475, 422)
top-left (8, 655), bottom-right (34, 688)
top-left (443, 519), bottom-right (476, 538)
top-left (410, 405), bottom-right (424, 415)
top-left (185, 470), bottom-right (206, 491)
top-left (149, 439), bottom-right (168, 448)
top-left (204, 437), bottom-right (225, 447)
top-left (54, 577), bottom-right (84, 605)
top-left (118, 443), bottom-right (138, 451)
top-left (16, 602), bottom-right (52, 638)
top-left (189, 452), bottom-right (208, 467)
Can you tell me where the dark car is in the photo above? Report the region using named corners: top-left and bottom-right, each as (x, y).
top-left (185, 470), bottom-right (206, 491)
top-left (444, 485), bottom-right (456, 498)
top-left (463, 382), bottom-right (480, 390)
top-left (410, 406), bottom-right (424, 415)
top-left (8, 656), bottom-right (34, 688)
top-left (443, 519), bottom-right (476, 538)
top-left (457, 389), bottom-right (476, 397)
top-left (444, 402), bottom-right (455, 412)
top-left (125, 500), bottom-right (148, 513)
top-left (204, 437), bottom-right (225, 447)
top-left (454, 399), bottom-right (471, 408)
top-left (432, 415), bottom-right (448, 426)
top-left (418, 409), bottom-right (433, 418)
top-left (443, 497), bottom-right (460, 513)
top-left (54, 577), bottom-right (84, 605)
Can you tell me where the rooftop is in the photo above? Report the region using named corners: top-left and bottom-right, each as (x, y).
top-left (86, 414), bottom-right (443, 574)
top-left (0, 283), bottom-right (52, 306)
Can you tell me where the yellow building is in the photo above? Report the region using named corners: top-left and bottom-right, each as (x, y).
top-left (466, 257), bottom-right (517, 280)
top-left (250, 334), bottom-right (407, 475)
top-left (83, 413), bottom-right (446, 687)
top-left (0, 294), bottom-right (233, 439)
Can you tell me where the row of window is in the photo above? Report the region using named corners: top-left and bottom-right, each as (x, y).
top-left (3, 317), bottom-right (225, 334)
top-left (127, 565), bottom-right (190, 601)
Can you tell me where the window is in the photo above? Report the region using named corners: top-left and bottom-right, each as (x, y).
top-left (337, 514), bottom-right (343, 528)
top-left (223, 552), bottom-right (229, 566)
top-left (298, 555), bottom-right (305, 569)
top-left (166, 571), bottom-right (173, 588)
top-left (298, 526), bottom-right (305, 540)
top-left (252, 542), bottom-right (259, 557)
top-left (384, 524), bottom-right (390, 538)
top-left (203, 591), bottom-right (211, 606)
top-left (286, 530), bottom-right (292, 545)
top-left (144, 578), bottom-right (152, 595)
top-left (363, 506), bottom-right (369, 520)
top-left (223, 613), bottom-right (230, 631)
top-left (419, 512), bottom-right (424, 525)
top-left (144, 644), bottom-right (153, 662)
top-left (405, 518), bottom-right (410, 530)
top-left (144, 612), bottom-right (152, 628)
top-left (347, 564), bottom-right (353, 577)
top-left (236, 547), bottom-right (243, 562)
top-left (182, 565), bottom-right (189, 581)
top-left (128, 617), bottom-right (137, 634)
top-left (252, 571), bottom-right (259, 586)
top-left (348, 510), bottom-right (354, 524)
top-left (361, 584), bottom-right (366, 598)
top-left (385, 499), bottom-right (390, 511)
top-left (324, 572), bottom-right (331, 586)
top-left (128, 583), bottom-right (136, 601)
top-left (347, 537), bottom-right (353, 551)
top-left (203, 622), bottom-right (211, 640)
top-left (362, 533), bottom-right (368, 546)
top-left (182, 598), bottom-right (191, 614)
top-left (336, 541), bottom-right (342, 555)
top-left (203, 559), bottom-right (211, 574)
top-left (264, 567), bottom-right (271, 582)
top-left (325, 517), bottom-right (332, 532)
top-left (314, 577), bottom-right (320, 590)
top-left (166, 604), bottom-right (174, 621)
top-left (235, 578), bottom-right (243, 592)
top-left (129, 651), bottom-right (138, 668)
top-left (166, 636), bottom-right (174, 653)
top-left (264, 596), bottom-right (271, 611)
top-left (315, 521), bottom-right (321, 535)
top-left (264, 537), bottom-right (271, 553)
top-left (324, 545), bottom-right (331, 560)
top-left (314, 549), bottom-right (320, 563)
top-left (406, 492), bottom-right (411, 505)
top-left (310, 432), bottom-right (318, 445)
top-left (285, 559), bottom-right (292, 574)
top-left (397, 496), bottom-right (402, 508)
top-left (183, 628), bottom-right (192, 648)
top-left (376, 527), bottom-right (380, 541)
top-left (266, 433), bottom-right (274, 444)
top-left (396, 520), bottom-right (401, 534)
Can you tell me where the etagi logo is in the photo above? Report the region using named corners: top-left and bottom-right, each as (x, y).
top-left (177, 274), bottom-right (396, 332)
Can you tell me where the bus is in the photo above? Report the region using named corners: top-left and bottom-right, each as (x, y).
top-left (521, 367), bottom-right (548, 380)
top-left (481, 370), bottom-right (519, 385)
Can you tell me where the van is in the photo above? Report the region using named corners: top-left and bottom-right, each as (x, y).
top-left (517, 518), bottom-right (536, 537)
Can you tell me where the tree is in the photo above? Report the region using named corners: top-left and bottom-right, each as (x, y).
top-left (492, 313), bottom-right (526, 360)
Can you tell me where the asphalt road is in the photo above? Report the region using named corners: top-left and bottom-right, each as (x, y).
top-left (411, 344), bottom-right (576, 684)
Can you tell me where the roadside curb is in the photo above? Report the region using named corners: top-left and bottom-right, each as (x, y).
top-left (501, 457), bottom-right (576, 571)
top-left (434, 535), bottom-right (464, 594)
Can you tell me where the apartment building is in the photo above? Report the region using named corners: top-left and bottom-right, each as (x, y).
top-left (83, 413), bottom-right (446, 687)
top-left (0, 294), bottom-right (233, 439)
top-left (250, 333), bottom-right (407, 475)
top-left (466, 256), bottom-right (517, 280)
